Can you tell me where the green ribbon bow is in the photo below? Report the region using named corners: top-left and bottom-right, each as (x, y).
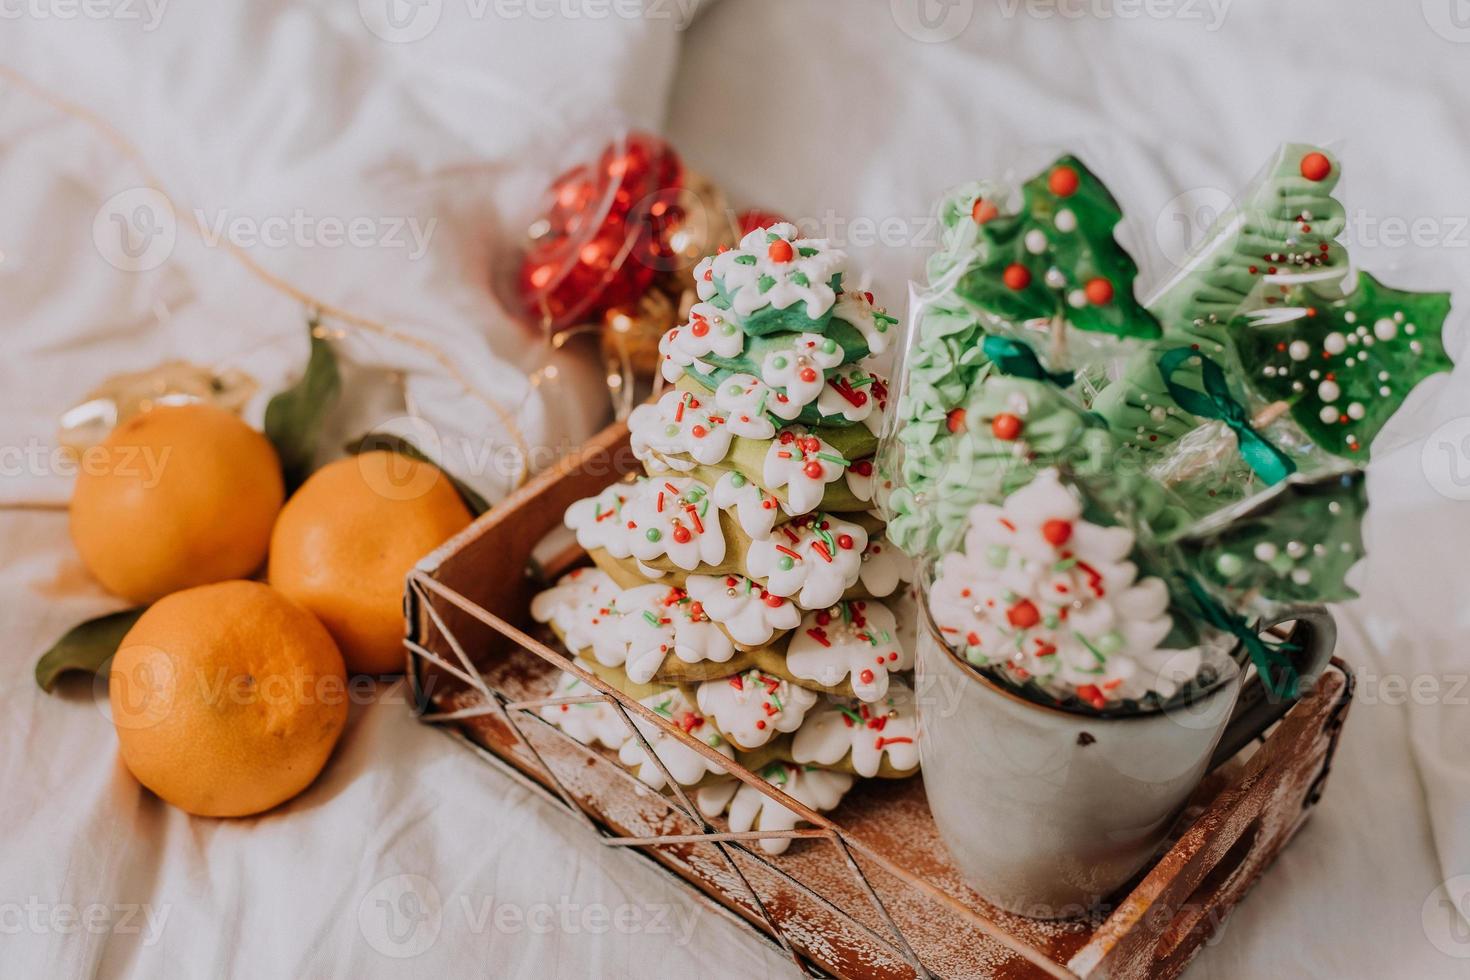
top-left (1156, 347), bottom-right (1296, 485)
top-left (982, 335), bottom-right (1075, 388)
top-left (1182, 577), bottom-right (1299, 701)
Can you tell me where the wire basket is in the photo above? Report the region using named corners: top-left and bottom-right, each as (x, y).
top-left (403, 421), bottom-right (1353, 980)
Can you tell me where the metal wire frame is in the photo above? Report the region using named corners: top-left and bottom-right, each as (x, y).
top-left (405, 569), bottom-right (1079, 980)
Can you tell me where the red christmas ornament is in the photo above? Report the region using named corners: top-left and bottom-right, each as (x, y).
top-left (516, 131), bottom-right (684, 332)
top-left (1003, 263), bottom-right (1032, 290)
top-left (1300, 152), bottom-right (1332, 182)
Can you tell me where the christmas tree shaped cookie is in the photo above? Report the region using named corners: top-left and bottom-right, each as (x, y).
top-left (953, 155), bottom-right (1162, 345)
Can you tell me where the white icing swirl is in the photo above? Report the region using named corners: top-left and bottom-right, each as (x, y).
top-left (608, 584), bottom-right (737, 684)
top-left (857, 534), bottom-right (910, 598)
top-left (928, 468), bottom-right (1201, 709)
top-left (711, 471), bottom-right (780, 540)
top-left (529, 567), bottom-right (619, 652)
top-left (707, 223), bottom-right (846, 321)
top-left (618, 687), bottom-right (733, 789)
top-left (628, 389), bottom-right (734, 473)
top-left (696, 669), bottom-right (818, 750)
top-left (712, 374), bottom-right (779, 440)
top-left (833, 289), bottom-right (898, 355)
top-left (844, 456), bottom-right (877, 504)
top-left (792, 678), bottom-right (920, 777)
top-left (695, 764), bottom-right (853, 855)
top-left (759, 333), bottom-right (846, 414)
top-left (762, 428), bottom-right (847, 516)
top-left (685, 573), bottom-right (801, 647)
top-left (745, 514), bottom-right (868, 610)
top-left (568, 477), bottom-right (726, 572)
top-left (658, 302), bottom-right (745, 383)
top-left (785, 598), bottom-right (911, 703)
top-left (539, 661), bottom-right (630, 750)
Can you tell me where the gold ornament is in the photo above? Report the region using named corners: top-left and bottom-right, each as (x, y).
top-left (59, 361), bottom-right (258, 455)
top-left (656, 168), bottom-right (738, 295)
top-left (600, 287), bottom-right (678, 381)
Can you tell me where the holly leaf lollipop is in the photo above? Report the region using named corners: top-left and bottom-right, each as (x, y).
top-left (955, 155), bottom-right (1162, 342)
top-left (1172, 467), bottom-right (1367, 604)
top-left (1235, 272), bottom-right (1453, 458)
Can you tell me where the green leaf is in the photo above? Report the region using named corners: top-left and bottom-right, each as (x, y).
top-left (265, 317), bottom-right (342, 492)
top-left (35, 607), bottom-right (147, 693)
top-left (344, 432), bottom-right (490, 517)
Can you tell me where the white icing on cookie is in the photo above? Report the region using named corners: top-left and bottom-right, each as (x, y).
top-left (712, 471), bottom-right (780, 540)
top-left (707, 223), bottom-right (846, 321)
top-left (696, 669), bottom-right (818, 750)
top-left (618, 687), bottom-right (733, 789)
top-left (658, 303), bottom-right (745, 383)
top-left (833, 289), bottom-right (898, 356)
top-left (628, 389), bottom-right (734, 473)
top-left (697, 764), bottom-right (853, 855)
top-left (792, 678), bottom-right (920, 777)
top-left (530, 567), bottom-right (619, 652)
top-left (564, 484), bottom-right (636, 558)
top-left (928, 468), bottom-right (1199, 710)
top-left (815, 364), bottom-right (882, 427)
top-left (685, 574), bottom-right (801, 647)
top-left (786, 599), bottom-right (910, 703)
top-left (624, 478), bottom-right (728, 571)
top-left (759, 333), bottom-right (846, 416)
top-left (539, 661), bottom-right (629, 750)
top-left (857, 534), bottom-right (911, 598)
top-left (844, 457), bottom-right (876, 504)
top-left (763, 428), bottom-right (848, 516)
top-left (712, 374), bottom-right (779, 440)
top-left (745, 514), bottom-right (868, 610)
top-left (609, 584), bottom-right (737, 684)
top-left (860, 376), bottom-right (891, 436)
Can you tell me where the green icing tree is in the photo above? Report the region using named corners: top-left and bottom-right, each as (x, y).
top-left (954, 155), bottom-right (1162, 343)
top-left (1095, 144), bottom-right (1351, 450)
top-left (1235, 272), bottom-right (1453, 458)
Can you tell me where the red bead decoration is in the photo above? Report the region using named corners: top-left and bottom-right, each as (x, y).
top-left (803, 461), bottom-right (825, 479)
top-left (690, 317), bottom-right (709, 337)
top-left (1083, 277), bottom-right (1114, 305)
top-left (1003, 263), bottom-right (1032, 290)
top-left (946, 408), bottom-right (967, 433)
top-left (672, 525), bottom-right (692, 544)
top-left (1300, 152), bottom-right (1332, 182)
top-left (1006, 599), bottom-right (1040, 629)
top-left (991, 413), bottom-right (1023, 440)
top-left (1048, 165), bottom-right (1080, 197)
top-left (768, 238), bottom-right (795, 263)
top-left (798, 367), bottom-right (818, 383)
top-left (1041, 519), bottom-right (1073, 546)
top-left (971, 198), bottom-right (999, 224)
top-left (837, 534), bottom-right (854, 550)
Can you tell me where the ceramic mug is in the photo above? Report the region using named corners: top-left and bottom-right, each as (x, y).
top-left (915, 601), bottom-right (1335, 917)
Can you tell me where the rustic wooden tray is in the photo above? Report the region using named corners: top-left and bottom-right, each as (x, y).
top-left (403, 422), bottom-right (1354, 980)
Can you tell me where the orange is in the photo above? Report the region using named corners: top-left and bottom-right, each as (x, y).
top-left (268, 451), bottom-right (473, 675)
top-left (109, 580), bottom-right (348, 817)
top-left (69, 404), bottom-right (284, 604)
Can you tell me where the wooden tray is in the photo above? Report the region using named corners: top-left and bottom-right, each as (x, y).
top-left (403, 422), bottom-right (1354, 980)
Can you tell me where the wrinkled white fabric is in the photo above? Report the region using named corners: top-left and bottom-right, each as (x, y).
top-left (4, 0), bottom-right (1469, 977)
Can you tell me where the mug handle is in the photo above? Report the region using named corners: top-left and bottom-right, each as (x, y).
top-left (1208, 604), bottom-right (1337, 769)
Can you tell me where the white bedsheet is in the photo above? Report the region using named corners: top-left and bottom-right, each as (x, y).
top-left (4, 1), bottom-right (1469, 976)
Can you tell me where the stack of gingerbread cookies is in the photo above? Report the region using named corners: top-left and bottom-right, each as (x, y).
top-left (531, 223), bottom-right (921, 852)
